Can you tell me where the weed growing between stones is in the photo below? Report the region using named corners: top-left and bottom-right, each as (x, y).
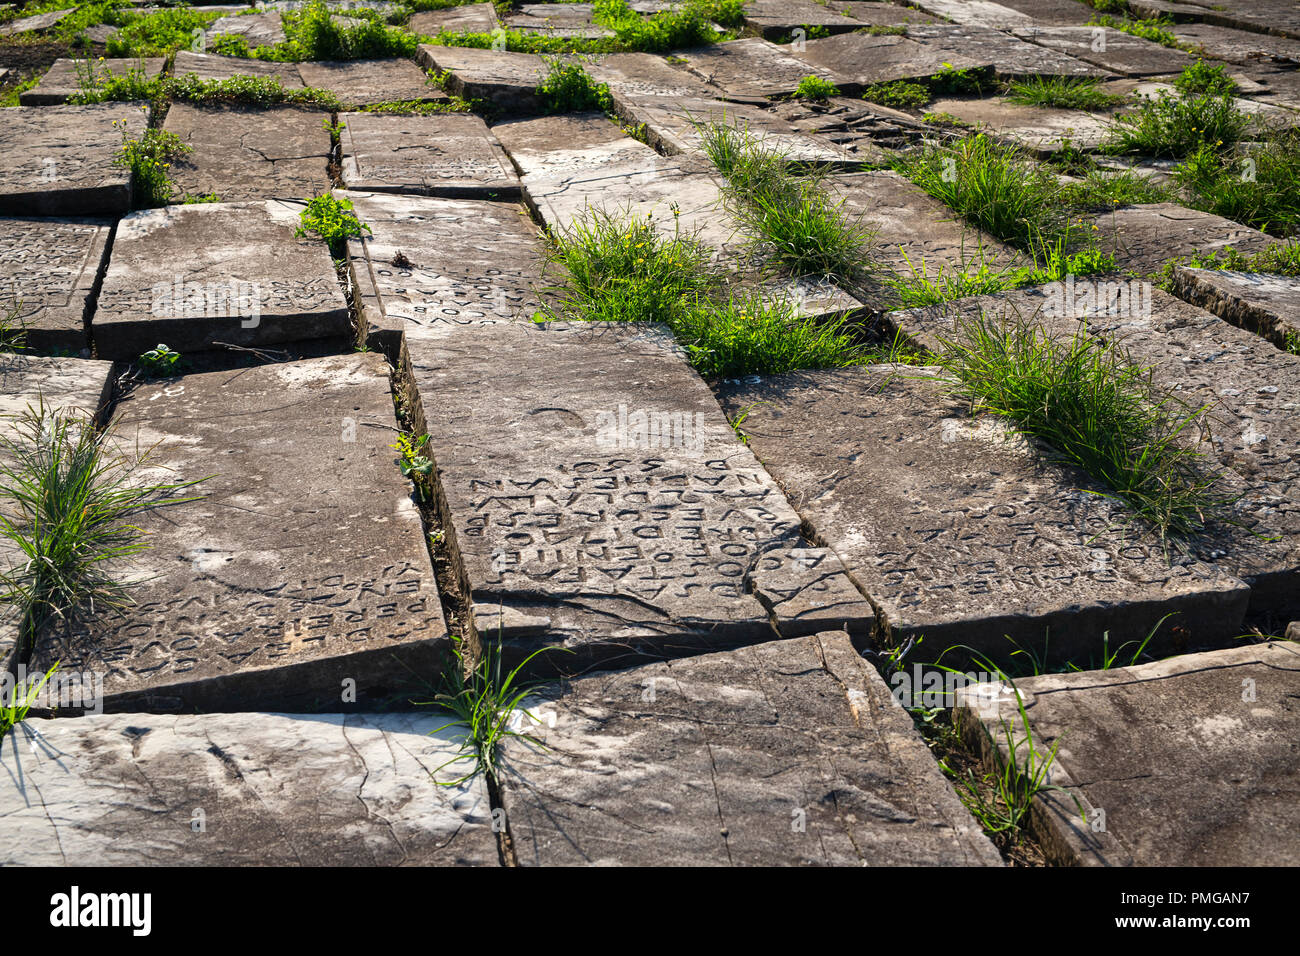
top-left (136, 343), bottom-right (181, 378)
top-left (0, 661), bottom-right (57, 743)
top-left (1057, 167), bottom-right (1176, 208)
top-left (112, 119), bottom-right (190, 208)
top-left (1175, 60), bottom-right (1238, 98)
top-left (1170, 241), bottom-right (1300, 277)
top-left (105, 6), bottom-right (219, 57)
top-left (286, 1), bottom-right (419, 60)
top-left (793, 75), bottom-right (840, 101)
top-left (885, 246), bottom-right (1031, 308)
top-left (593, 0), bottom-right (742, 53)
top-left (862, 79), bottom-right (931, 110)
top-left (391, 431), bottom-right (433, 503)
top-left (535, 57), bottom-right (612, 114)
top-left (1174, 130), bottom-right (1300, 237)
top-left (1104, 87), bottom-right (1248, 159)
top-left (1005, 76), bottom-right (1122, 112)
top-left (0, 301), bottom-right (27, 353)
top-left (1086, 14), bottom-right (1185, 51)
top-left (295, 193), bottom-right (372, 256)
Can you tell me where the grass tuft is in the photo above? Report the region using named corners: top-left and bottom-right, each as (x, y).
top-left (1006, 76), bottom-right (1122, 111)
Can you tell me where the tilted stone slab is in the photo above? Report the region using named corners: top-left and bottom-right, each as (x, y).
top-left (1081, 203), bottom-right (1273, 276)
top-left (296, 58), bottom-right (445, 107)
top-left (1171, 268), bottom-right (1300, 352)
top-left (677, 37), bottom-right (843, 100)
top-left (162, 104), bottom-right (331, 203)
top-left (500, 631), bottom-right (1002, 866)
top-left (340, 111), bottom-right (519, 198)
top-left (1163, 0), bottom-right (1300, 39)
top-left (788, 32), bottom-right (993, 94)
top-left (925, 96), bottom-right (1112, 153)
top-left (0, 217), bottom-right (112, 353)
top-left (93, 201), bottom-right (349, 358)
top-left (416, 45), bottom-right (548, 112)
top-left (715, 366), bottom-right (1250, 665)
top-left (0, 104), bottom-right (147, 216)
top-left (504, 3), bottom-right (614, 38)
top-left (741, 0), bottom-right (862, 41)
top-left (403, 320), bottom-right (876, 670)
top-left (769, 96), bottom-right (926, 155)
top-left (20, 57), bottom-right (166, 106)
top-left (28, 354), bottom-right (451, 712)
top-left (957, 640), bottom-right (1300, 866)
top-left (586, 51), bottom-right (718, 102)
top-left (209, 10), bottom-right (286, 47)
top-left (1170, 22), bottom-right (1300, 67)
top-left (907, 24), bottom-right (1114, 80)
top-left (1011, 25), bottom-right (1195, 77)
top-left (409, 2), bottom-right (498, 35)
top-left (0, 8), bottom-right (73, 35)
top-left (0, 712), bottom-right (496, 865)
top-left (171, 49), bottom-right (305, 86)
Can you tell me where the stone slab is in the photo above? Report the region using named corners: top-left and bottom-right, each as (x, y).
top-left (838, 1), bottom-right (939, 26)
top-left (0, 217), bottom-right (112, 354)
top-left (770, 95), bottom-right (926, 155)
top-left (0, 712), bottom-right (496, 865)
top-left (587, 51), bottom-right (718, 102)
top-left (958, 640), bottom-right (1300, 866)
top-left (1171, 22), bottom-right (1300, 67)
top-left (926, 95), bottom-right (1113, 153)
top-left (402, 320), bottom-right (876, 671)
top-left (0, 8), bottom-right (74, 35)
top-left (171, 49), bottom-right (306, 86)
top-left (27, 354), bottom-right (451, 712)
top-left (1171, 267), bottom-right (1300, 352)
top-left (906, 0), bottom-right (1035, 29)
top-left (716, 365), bottom-right (1250, 665)
top-left (0, 104), bottom-right (147, 216)
top-left (296, 58), bottom-right (444, 108)
top-left (500, 630), bottom-right (1003, 866)
top-left (1165, 0), bottom-right (1300, 40)
top-left (210, 11), bottom-right (286, 47)
top-left (1081, 203), bottom-right (1274, 276)
top-left (409, 2), bottom-right (499, 35)
top-left (416, 44), bottom-right (548, 112)
top-left (340, 111), bottom-right (519, 198)
top-left (788, 32), bottom-right (994, 94)
top-left (678, 37), bottom-right (843, 100)
top-left (505, 3), bottom-right (614, 39)
top-left (741, 0), bottom-right (862, 41)
top-left (1012, 25), bottom-right (1196, 77)
top-left (908, 23), bottom-right (1113, 80)
top-left (978, 0), bottom-right (1093, 26)
top-left (93, 200), bottom-right (349, 358)
top-left (20, 57), bottom-right (166, 106)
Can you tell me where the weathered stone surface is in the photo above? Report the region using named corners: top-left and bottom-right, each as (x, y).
top-left (296, 58), bottom-right (445, 107)
top-left (741, 0), bottom-right (862, 41)
top-left (344, 190), bottom-right (548, 339)
top-left (1171, 268), bottom-right (1300, 352)
top-left (788, 32), bottom-right (993, 94)
top-left (171, 49), bottom-right (305, 86)
top-left (409, 2), bottom-right (498, 35)
top-left (1170, 22), bottom-right (1300, 66)
top-left (908, 23), bottom-right (1112, 79)
top-left (838, 1), bottom-right (938, 25)
top-left (1012, 25), bottom-right (1195, 77)
top-left (906, 0), bottom-right (1035, 29)
top-left (505, 3), bottom-right (614, 39)
top-left (0, 104), bottom-right (147, 216)
top-left (209, 10), bottom-right (286, 47)
top-left (28, 354), bottom-right (450, 712)
top-left (20, 57), bottom-right (166, 106)
top-left (958, 640), bottom-right (1300, 866)
top-left (1239, 65), bottom-right (1300, 111)
top-left (0, 712), bottom-right (496, 865)
top-left (1081, 203), bottom-right (1274, 275)
top-left (403, 320), bottom-right (876, 671)
top-left (586, 51), bottom-right (717, 102)
top-left (982, 0), bottom-right (1095, 25)
top-left (770, 95), bottom-right (926, 155)
top-left (501, 630), bottom-right (1002, 866)
top-left (925, 96), bottom-right (1112, 153)
top-left (678, 37), bottom-right (842, 100)
top-left (340, 111), bottom-right (519, 198)
top-left (416, 44), bottom-right (548, 111)
top-left (715, 366), bottom-right (1250, 665)
top-left (0, 217), bottom-right (112, 353)
top-left (1164, 0), bottom-right (1300, 39)
top-left (0, 8), bottom-right (73, 35)
top-left (162, 103), bottom-right (331, 202)
top-left (93, 201), bottom-right (349, 358)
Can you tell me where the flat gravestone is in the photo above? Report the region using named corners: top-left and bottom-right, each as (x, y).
top-left (340, 111), bottom-right (519, 198)
top-left (926, 96), bottom-right (1113, 153)
top-left (1172, 268), bottom-right (1300, 352)
top-left (409, 2), bottom-right (498, 35)
top-left (587, 52), bottom-right (718, 103)
top-left (0, 8), bottom-right (74, 35)
top-left (677, 37), bottom-right (842, 100)
top-left (1011, 25), bottom-right (1195, 77)
top-left (1171, 0), bottom-right (1300, 39)
top-left (1170, 23), bottom-right (1300, 66)
top-left (93, 200), bottom-right (349, 358)
top-left (20, 57), bottom-right (167, 106)
top-left (0, 712), bottom-right (497, 865)
top-left (906, 0), bottom-right (1035, 29)
top-left (1082, 203), bottom-right (1274, 276)
top-left (28, 354), bottom-right (451, 712)
top-left (906, 24), bottom-right (1113, 80)
top-left (162, 103), bottom-right (330, 203)
top-left (0, 217), bottom-right (112, 353)
top-left (0, 104), bottom-right (148, 216)
top-left (171, 49), bottom-right (305, 86)
top-left (343, 190), bottom-right (547, 339)
top-left (741, 0), bottom-right (862, 41)
top-left (788, 32), bottom-right (993, 94)
top-left (973, 0), bottom-right (1092, 25)
top-left (501, 631), bottom-right (1002, 866)
top-left (416, 45), bottom-right (548, 112)
top-left (958, 640), bottom-right (1300, 865)
top-left (838, 1), bottom-right (938, 25)
top-left (715, 365), bottom-right (1250, 666)
top-left (209, 11), bottom-right (286, 47)
top-left (404, 320), bottom-right (876, 670)
top-left (296, 59), bottom-right (445, 108)
top-left (504, 3), bottom-right (614, 39)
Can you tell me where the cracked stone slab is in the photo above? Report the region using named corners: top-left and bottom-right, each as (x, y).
top-left (93, 200), bottom-right (350, 358)
top-left (1169, 22), bottom-right (1300, 67)
top-left (27, 354), bottom-right (451, 712)
top-left (340, 111), bottom-right (519, 198)
top-left (162, 103), bottom-right (331, 203)
top-left (403, 320), bottom-right (876, 672)
top-left (715, 366), bottom-right (1250, 666)
top-left (586, 52), bottom-right (718, 102)
top-left (296, 58), bottom-right (446, 108)
top-left (504, 3), bottom-right (614, 38)
top-left (1171, 268), bottom-right (1300, 352)
top-left (907, 23), bottom-right (1113, 80)
top-left (740, 0), bottom-right (862, 41)
top-left (1161, 0), bottom-right (1300, 39)
top-left (0, 217), bottom-right (112, 353)
top-left (0, 8), bottom-right (74, 35)
top-left (1080, 203), bottom-right (1274, 276)
top-left (500, 630), bottom-right (1002, 866)
top-left (787, 32), bottom-right (994, 94)
top-left (209, 11), bottom-right (286, 47)
top-left (972, 0), bottom-right (1095, 26)
top-left (925, 96), bottom-right (1113, 153)
top-left (883, 286), bottom-right (1300, 619)
top-left (343, 190), bottom-right (547, 342)
top-left (409, 3), bottom-right (499, 35)
top-left (0, 712), bottom-right (496, 865)
top-left (677, 37), bottom-right (843, 100)
top-left (905, 0), bottom-right (1036, 29)
top-left (416, 45), bottom-right (548, 112)
top-left (837, 1), bottom-right (939, 26)
top-left (0, 103), bottom-right (147, 216)
top-left (1011, 25), bottom-right (1196, 77)
top-left (769, 95), bottom-right (926, 156)
top-left (171, 50), bottom-right (306, 86)
top-left (20, 57), bottom-right (167, 106)
top-left (957, 640), bottom-right (1300, 866)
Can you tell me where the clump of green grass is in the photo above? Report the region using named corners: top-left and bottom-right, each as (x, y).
top-left (931, 63), bottom-right (986, 96)
top-left (1086, 14), bottom-right (1182, 50)
top-left (1175, 60), bottom-right (1238, 97)
top-left (295, 193), bottom-right (371, 255)
top-left (1104, 88), bottom-right (1247, 158)
top-left (137, 343), bottom-right (181, 378)
top-left (535, 57), bottom-right (612, 113)
top-left (105, 6), bottom-right (221, 57)
top-left (593, 0), bottom-right (739, 53)
top-left (794, 75), bottom-right (840, 101)
top-left (68, 60), bottom-right (157, 105)
top-left (863, 79), bottom-right (930, 110)
top-left (1058, 167), bottom-right (1177, 208)
top-left (932, 311), bottom-right (1232, 542)
top-left (1178, 241), bottom-right (1300, 276)
top-left (285, 0), bottom-right (419, 60)
top-left (885, 248), bottom-right (1029, 308)
top-left (1174, 132), bottom-right (1300, 237)
top-left (0, 662), bottom-right (58, 743)
top-left (1, 300), bottom-right (27, 353)
top-left (1006, 76), bottom-right (1122, 111)
top-left (113, 121), bottom-right (191, 208)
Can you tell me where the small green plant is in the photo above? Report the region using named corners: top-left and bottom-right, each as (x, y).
top-left (592, 0), bottom-right (741, 53)
top-left (323, 116), bottom-right (346, 137)
top-left (1006, 76), bottom-right (1122, 111)
top-left (285, 0), bottom-right (419, 60)
top-left (113, 120), bottom-right (191, 208)
top-left (1058, 168), bottom-right (1177, 208)
top-left (1086, 14), bottom-right (1182, 50)
top-left (1286, 331), bottom-right (1300, 356)
top-left (535, 57), bottom-right (612, 114)
top-left (1175, 60), bottom-right (1238, 97)
top-left (1174, 132), bottom-right (1300, 237)
top-left (106, 6), bottom-right (220, 57)
top-left (932, 62), bottom-right (985, 96)
top-left (863, 79), bottom-right (930, 110)
top-left (1, 299), bottom-right (27, 353)
top-left (295, 193), bottom-right (372, 255)
top-left (884, 245), bottom-right (1028, 308)
top-left (392, 432), bottom-right (434, 502)
top-left (922, 111), bottom-right (970, 128)
top-left (1104, 88), bottom-right (1247, 158)
top-left (181, 191), bottom-right (221, 204)
top-left (0, 662), bottom-right (58, 743)
top-left (1176, 242), bottom-right (1300, 276)
top-left (137, 343), bottom-right (181, 377)
top-left (793, 75), bottom-right (840, 101)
